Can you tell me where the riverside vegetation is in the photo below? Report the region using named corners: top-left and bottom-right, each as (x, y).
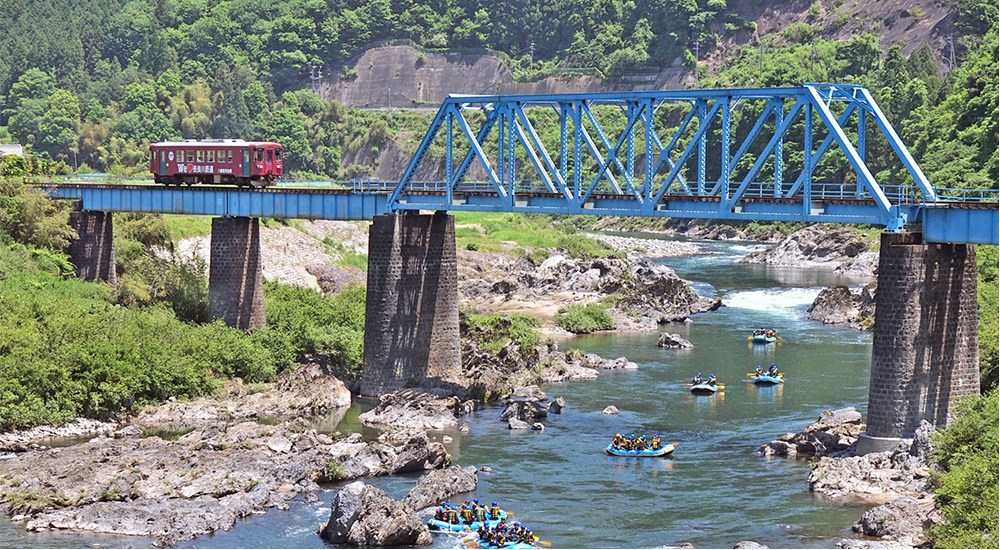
top-left (1, 0), bottom-right (998, 544)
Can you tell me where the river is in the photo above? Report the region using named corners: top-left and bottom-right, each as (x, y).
top-left (0, 238), bottom-right (877, 549)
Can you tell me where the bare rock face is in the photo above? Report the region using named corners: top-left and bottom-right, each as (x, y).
top-left (402, 466), bottom-right (478, 511)
top-left (549, 397), bottom-right (566, 414)
top-left (500, 401), bottom-right (549, 423)
top-left (319, 482), bottom-right (432, 547)
top-left (358, 390), bottom-right (459, 430)
top-left (508, 419), bottom-right (530, 430)
top-left (658, 333), bottom-right (694, 349)
top-left (757, 407), bottom-right (865, 457)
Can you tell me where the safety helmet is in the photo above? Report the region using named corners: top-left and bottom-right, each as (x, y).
top-left (492, 502), bottom-right (498, 506)
top-left (710, 373), bottom-right (715, 378)
top-left (473, 499), bottom-right (479, 504)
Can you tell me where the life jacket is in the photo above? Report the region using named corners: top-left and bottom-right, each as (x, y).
top-left (475, 506), bottom-right (486, 521)
top-left (448, 508), bottom-right (458, 523)
top-left (461, 508), bottom-right (473, 522)
top-left (491, 505), bottom-right (501, 519)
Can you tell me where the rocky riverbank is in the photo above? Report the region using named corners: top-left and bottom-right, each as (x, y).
top-left (807, 283), bottom-right (877, 330)
top-left (0, 421), bottom-right (447, 547)
top-left (460, 251), bottom-right (721, 330)
top-left (758, 409), bottom-right (942, 547)
top-left (738, 225), bottom-right (878, 277)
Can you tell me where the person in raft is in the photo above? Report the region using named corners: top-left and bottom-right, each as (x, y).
top-left (755, 365), bottom-right (764, 376)
top-left (651, 435), bottom-right (662, 450)
top-left (692, 372), bottom-right (702, 384)
top-left (769, 364), bottom-right (779, 377)
top-left (707, 373), bottom-right (718, 386)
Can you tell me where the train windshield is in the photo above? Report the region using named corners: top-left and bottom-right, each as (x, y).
top-left (275, 149), bottom-right (282, 160)
top-left (254, 149), bottom-right (264, 162)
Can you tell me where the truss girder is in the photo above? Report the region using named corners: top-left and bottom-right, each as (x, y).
top-left (389, 84), bottom-right (938, 229)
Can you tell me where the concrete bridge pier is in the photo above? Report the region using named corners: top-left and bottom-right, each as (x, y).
top-left (68, 208), bottom-right (116, 285)
top-left (208, 216), bottom-right (265, 330)
top-left (359, 212), bottom-right (461, 396)
top-left (857, 232), bottom-right (980, 455)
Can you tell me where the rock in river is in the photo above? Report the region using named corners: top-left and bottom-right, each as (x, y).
top-left (319, 481), bottom-right (432, 547)
top-left (402, 465), bottom-right (478, 511)
top-left (658, 333), bottom-right (694, 349)
top-left (358, 390), bottom-right (460, 430)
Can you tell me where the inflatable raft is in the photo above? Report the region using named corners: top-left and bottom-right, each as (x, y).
top-left (749, 335), bottom-right (777, 344)
top-left (690, 383), bottom-right (720, 394)
top-left (426, 510), bottom-right (507, 532)
top-left (751, 374), bottom-right (782, 385)
top-left (477, 541), bottom-right (535, 549)
top-left (606, 443), bottom-right (677, 457)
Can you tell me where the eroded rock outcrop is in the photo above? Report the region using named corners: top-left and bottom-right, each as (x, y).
top-left (402, 465), bottom-right (478, 511)
top-left (807, 283), bottom-right (876, 331)
top-left (318, 481), bottom-right (432, 547)
top-left (756, 407), bottom-right (865, 457)
top-left (358, 390), bottom-right (460, 430)
top-left (738, 225), bottom-right (878, 277)
top-left (0, 422), bottom-right (445, 547)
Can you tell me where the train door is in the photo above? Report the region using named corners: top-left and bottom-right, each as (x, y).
top-left (266, 148), bottom-right (274, 175)
top-left (159, 150), bottom-right (167, 174)
top-left (242, 150), bottom-right (250, 177)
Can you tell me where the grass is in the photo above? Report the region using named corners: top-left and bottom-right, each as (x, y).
top-left (163, 215), bottom-right (212, 241)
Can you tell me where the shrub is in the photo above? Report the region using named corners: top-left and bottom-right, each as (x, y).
top-left (556, 303), bottom-right (615, 334)
top-left (929, 390), bottom-right (999, 548)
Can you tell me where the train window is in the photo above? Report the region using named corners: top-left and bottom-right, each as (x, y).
top-left (177, 150), bottom-right (183, 162)
top-left (275, 149), bottom-right (282, 160)
top-left (267, 150), bottom-right (273, 163)
top-left (197, 150), bottom-right (205, 162)
top-left (227, 150), bottom-right (233, 163)
top-left (207, 150), bottom-right (215, 162)
top-left (160, 150), bottom-right (166, 161)
top-left (254, 149), bottom-right (264, 162)
top-left (186, 150), bottom-right (195, 162)
top-left (219, 150), bottom-right (226, 163)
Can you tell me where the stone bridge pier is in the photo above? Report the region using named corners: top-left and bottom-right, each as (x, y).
top-left (858, 232), bottom-right (980, 454)
top-left (68, 207), bottom-right (116, 285)
top-left (359, 212), bottom-right (461, 396)
top-left (208, 216), bottom-right (265, 330)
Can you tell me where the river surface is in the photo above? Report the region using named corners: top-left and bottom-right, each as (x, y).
top-left (0, 238), bottom-right (877, 549)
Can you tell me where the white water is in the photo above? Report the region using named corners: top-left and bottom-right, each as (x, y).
top-left (724, 287), bottom-right (824, 312)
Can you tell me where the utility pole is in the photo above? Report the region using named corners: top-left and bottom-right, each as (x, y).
top-left (310, 65), bottom-right (323, 93)
top-left (529, 40), bottom-right (536, 65)
top-left (387, 87), bottom-right (391, 109)
top-left (759, 43), bottom-right (764, 77)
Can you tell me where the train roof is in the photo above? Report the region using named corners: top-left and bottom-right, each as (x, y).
top-left (150, 139), bottom-right (282, 147)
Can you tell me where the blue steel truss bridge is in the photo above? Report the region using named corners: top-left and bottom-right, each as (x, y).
top-left (37, 83), bottom-right (999, 245)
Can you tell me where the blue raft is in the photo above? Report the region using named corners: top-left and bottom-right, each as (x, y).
top-left (690, 382), bottom-right (720, 394)
top-left (606, 443), bottom-right (677, 457)
top-left (750, 335), bottom-right (777, 344)
top-left (426, 510), bottom-right (507, 532)
top-left (477, 541), bottom-right (535, 549)
top-left (751, 374), bottom-right (783, 385)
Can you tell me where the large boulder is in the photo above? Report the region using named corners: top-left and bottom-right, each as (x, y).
top-left (318, 482), bottom-right (432, 547)
top-left (757, 407), bottom-right (865, 457)
top-left (500, 400), bottom-right (549, 423)
top-left (852, 496), bottom-right (939, 546)
top-left (402, 466), bottom-right (478, 511)
top-left (658, 333), bottom-right (694, 349)
top-left (807, 283), bottom-right (877, 331)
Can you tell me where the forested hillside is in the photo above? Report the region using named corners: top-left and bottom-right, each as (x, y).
top-left (0, 0), bottom-right (996, 185)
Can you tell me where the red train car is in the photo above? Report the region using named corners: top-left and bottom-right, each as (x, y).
top-left (149, 139), bottom-right (283, 187)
